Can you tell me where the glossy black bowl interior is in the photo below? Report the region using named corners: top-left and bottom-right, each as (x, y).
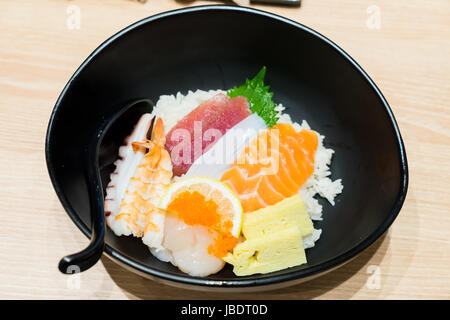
top-left (46, 5), bottom-right (408, 290)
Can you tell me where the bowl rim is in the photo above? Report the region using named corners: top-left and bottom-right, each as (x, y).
top-left (45, 4), bottom-right (409, 289)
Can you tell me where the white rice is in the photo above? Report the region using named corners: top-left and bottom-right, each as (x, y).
top-left (152, 90), bottom-right (343, 248)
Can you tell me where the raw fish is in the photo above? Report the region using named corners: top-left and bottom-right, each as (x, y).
top-left (221, 123), bottom-right (318, 213)
top-left (165, 93), bottom-right (251, 176)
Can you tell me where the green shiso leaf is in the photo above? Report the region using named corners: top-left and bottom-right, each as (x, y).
top-left (227, 66), bottom-right (278, 127)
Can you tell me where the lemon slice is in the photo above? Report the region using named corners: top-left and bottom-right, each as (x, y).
top-left (159, 176), bottom-right (243, 238)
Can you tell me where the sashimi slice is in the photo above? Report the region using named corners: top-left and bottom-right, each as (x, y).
top-left (165, 93), bottom-right (251, 176)
top-left (221, 123), bottom-right (319, 213)
top-left (184, 113), bottom-right (267, 180)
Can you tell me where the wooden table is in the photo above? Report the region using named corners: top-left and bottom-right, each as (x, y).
top-left (1, 0), bottom-right (449, 300)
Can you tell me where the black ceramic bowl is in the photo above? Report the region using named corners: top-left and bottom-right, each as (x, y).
top-left (46, 5), bottom-right (408, 291)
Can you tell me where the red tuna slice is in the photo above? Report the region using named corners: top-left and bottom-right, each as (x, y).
top-left (165, 93), bottom-right (251, 176)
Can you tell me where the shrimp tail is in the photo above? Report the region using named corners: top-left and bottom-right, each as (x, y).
top-left (151, 117), bottom-right (166, 145)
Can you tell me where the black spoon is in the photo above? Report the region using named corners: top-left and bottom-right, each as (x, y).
top-left (58, 99), bottom-right (154, 274)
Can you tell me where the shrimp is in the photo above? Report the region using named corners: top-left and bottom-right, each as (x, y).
top-left (106, 116), bottom-right (225, 274)
top-left (106, 117), bottom-right (173, 251)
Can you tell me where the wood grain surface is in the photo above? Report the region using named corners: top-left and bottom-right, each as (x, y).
top-left (0, 0), bottom-right (449, 299)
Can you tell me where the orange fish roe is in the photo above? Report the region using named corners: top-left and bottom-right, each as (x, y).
top-left (167, 190), bottom-right (237, 258)
top-left (168, 191), bottom-right (220, 226)
top-left (207, 221), bottom-right (238, 258)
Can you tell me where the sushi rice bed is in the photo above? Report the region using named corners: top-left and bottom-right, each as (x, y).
top-left (152, 89), bottom-right (344, 249)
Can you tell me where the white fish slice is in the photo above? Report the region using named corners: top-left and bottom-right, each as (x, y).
top-left (184, 113), bottom-right (267, 180)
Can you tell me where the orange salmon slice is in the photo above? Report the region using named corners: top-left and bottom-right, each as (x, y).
top-left (221, 123), bottom-right (318, 213)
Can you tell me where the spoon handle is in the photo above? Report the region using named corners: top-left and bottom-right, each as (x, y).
top-left (58, 138), bottom-right (106, 274)
top-left (57, 99), bottom-right (153, 274)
